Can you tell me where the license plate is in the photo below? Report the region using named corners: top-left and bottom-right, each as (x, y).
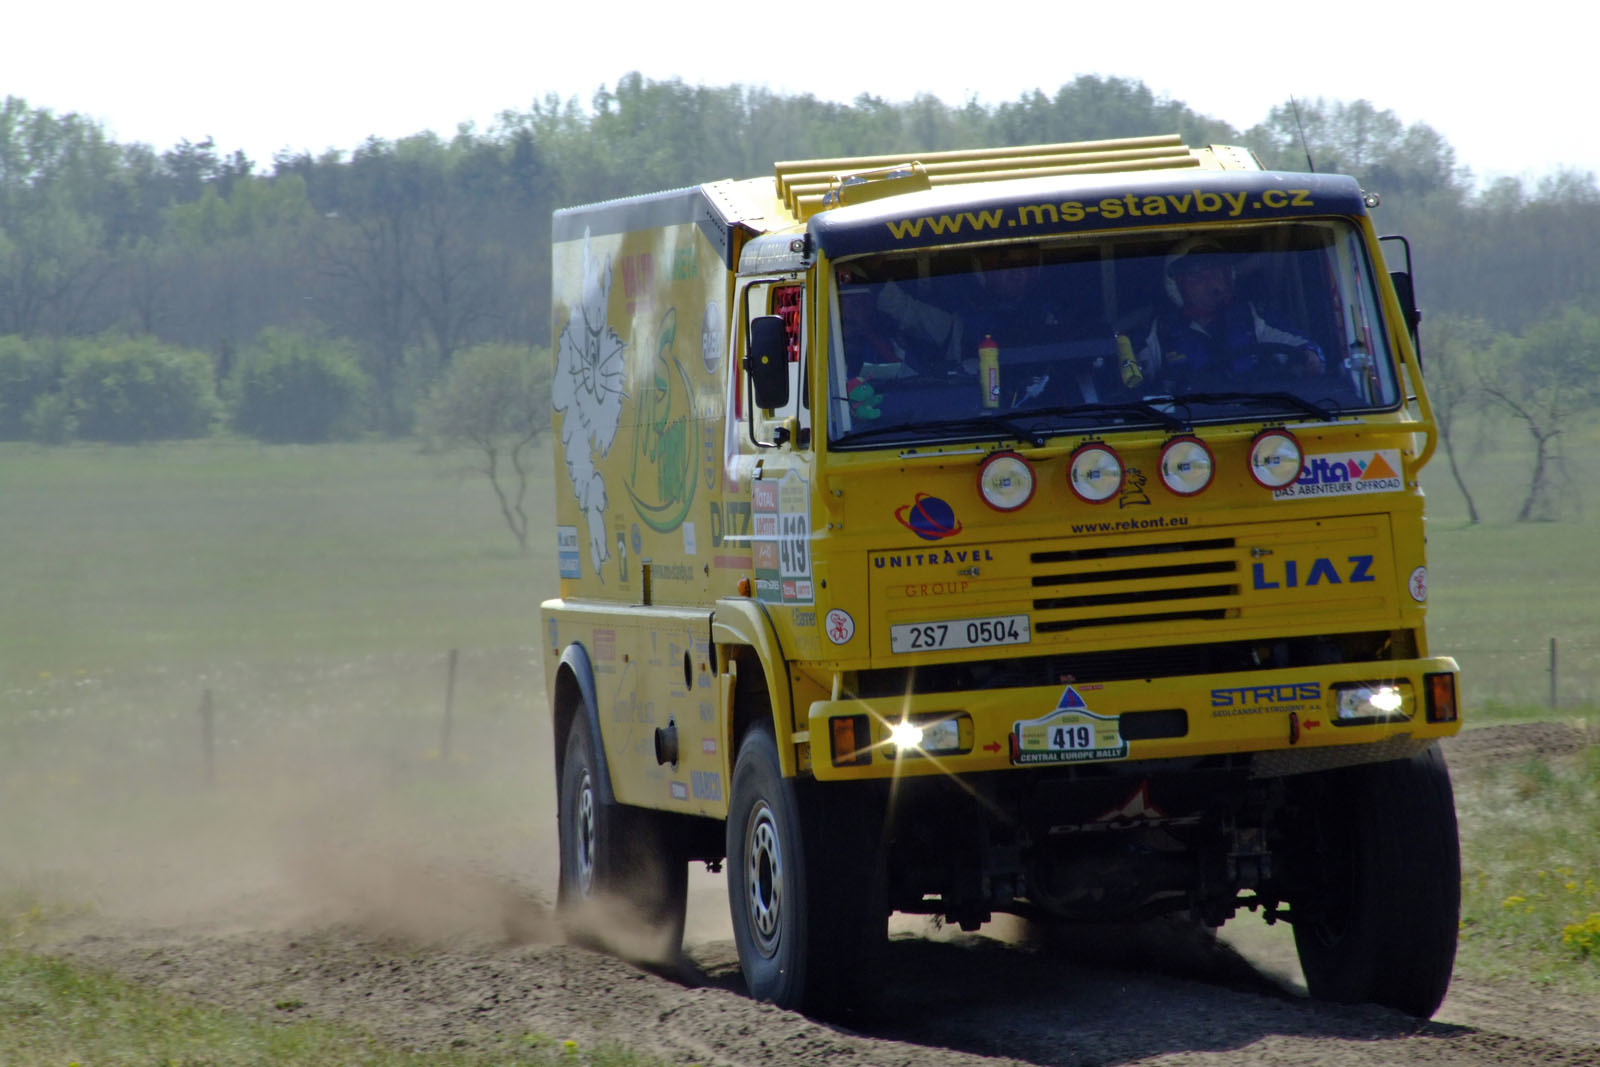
top-left (890, 614), bottom-right (1030, 654)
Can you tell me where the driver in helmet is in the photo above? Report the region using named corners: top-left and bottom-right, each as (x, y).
top-left (1137, 238), bottom-right (1323, 389)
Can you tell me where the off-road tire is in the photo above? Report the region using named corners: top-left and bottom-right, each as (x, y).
top-left (557, 714), bottom-right (687, 962)
top-left (726, 723), bottom-right (886, 1018)
top-left (1288, 743), bottom-right (1460, 1017)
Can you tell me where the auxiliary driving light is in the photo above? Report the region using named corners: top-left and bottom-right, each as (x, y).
top-left (1332, 681), bottom-right (1412, 724)
top-left (978, 451), bottom-right (1036, 511)
top-left (1159, 436), bottom-right (1215, 496)
top-left (888, 714), bottom-right (971, 757)
top-left (1067, 443), bottom-right (1123, 503)
top-left (1249, 429), bottom-right (1303, 489)
top-left (888, 720), bottom-right (924, 751)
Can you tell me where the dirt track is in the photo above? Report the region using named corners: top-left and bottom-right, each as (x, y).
top-left (34, 724), bottom-right (1600, 1066)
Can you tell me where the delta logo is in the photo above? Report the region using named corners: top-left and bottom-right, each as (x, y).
top-left (1273, 449), bottom-right (1404, 500)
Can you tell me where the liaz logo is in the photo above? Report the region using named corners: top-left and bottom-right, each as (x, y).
top-left (1252, 554), bottom-right (1374, 589)
top-left (895, 493), bottom-right (964, 541)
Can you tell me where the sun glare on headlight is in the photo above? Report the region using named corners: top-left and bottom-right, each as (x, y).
top-left (888, 720), bottom-right (924, 751)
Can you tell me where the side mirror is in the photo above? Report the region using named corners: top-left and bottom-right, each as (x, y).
top-left (1389, 269), bottom-right (1422, 362)
top-left (745, 315), bottom-right (791, 410)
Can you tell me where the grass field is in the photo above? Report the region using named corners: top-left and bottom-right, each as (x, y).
top-left (1421, 412), bottom-right (1600, 710)
top-left (2, 427), bottom-right (1599, 1056)
top-left (1454, 745), bottom-right (1600, 993)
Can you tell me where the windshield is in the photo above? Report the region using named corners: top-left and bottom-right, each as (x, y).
top-left (826, 220), bottom-right (1401, 448)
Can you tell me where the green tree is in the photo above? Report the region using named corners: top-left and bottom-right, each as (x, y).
top-left (59, 334), bottom-right (216, 442)
top-left (0, 333), bottom-right (56, 439)
top-left (228, 327), bottom-right (367, 442)
top-left (1245, 98), bottom-right (1466, 199)
top-left (419, 343), bottom-right (552, 551)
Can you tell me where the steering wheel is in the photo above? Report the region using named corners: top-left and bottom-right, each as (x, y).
top-left (1230, 341), bottom-right (1323, 382)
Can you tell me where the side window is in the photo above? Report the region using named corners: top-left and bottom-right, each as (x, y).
top-left (772, 284), bottom-right (803, 366)
top-left (1336, 230), bottom-right (1400, 407)
top-left (738, 279), bottom-right (808, 431)
top-left (727, 278), bottom-right (810, 463)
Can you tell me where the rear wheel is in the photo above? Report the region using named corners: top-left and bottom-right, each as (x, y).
top-left (1287, 744), bottom-right (1459, 1017)
top-left (557, 714), bottom-right (687, 963)
top-left (726, 723), bottom-right (886, 1017)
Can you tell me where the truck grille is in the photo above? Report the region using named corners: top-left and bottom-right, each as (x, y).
top-left (1031, 537), bottom-right (1238, 633)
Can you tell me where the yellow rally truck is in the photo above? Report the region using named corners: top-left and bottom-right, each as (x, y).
top-left (542, 134), bottom-right (1461, 1018)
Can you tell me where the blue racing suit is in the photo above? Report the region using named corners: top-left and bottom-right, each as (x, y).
top-left (1139, 302), bottom-right (1322, 388)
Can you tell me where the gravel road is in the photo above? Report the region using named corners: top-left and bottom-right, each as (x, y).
top-left (35, 723), bottom-right (1600, 1066)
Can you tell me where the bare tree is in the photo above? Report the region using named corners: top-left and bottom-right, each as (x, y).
top-left (1479, 307), bottom-right (1600, 521)
top-left (419, 343), bottom-right (552, 552)
top-left (1421, 314), bottom-right (1495, 523)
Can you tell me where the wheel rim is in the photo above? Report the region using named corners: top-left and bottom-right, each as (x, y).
top-left (744, 799), bottom-right (783, 958)
top-left (573, 765), bottom-right (596, 896)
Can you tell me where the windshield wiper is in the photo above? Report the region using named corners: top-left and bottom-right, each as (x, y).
top-left (1010, 401), bottom-right (1190, 432)
top-left (1164, 391), bottom-right (1340, 422)
top-left (833, 399), bottom-right (1191, 447)
top-left (833, 413), bottom-right (1050, 448)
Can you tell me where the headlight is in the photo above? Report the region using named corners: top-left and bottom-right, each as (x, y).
top-left (978, 451), bottom-right (1035, 511)
top-left (1249, 429), bottom-right (1303, 489)
top-left (1068, 443), bottom-right (1123, 503)
top-left (1159, 436), bottom-right (1214, 496)
top-left (1332, 681), bottom-right (1412, 724)
top-left (890, 714), bottom-right (970, 756)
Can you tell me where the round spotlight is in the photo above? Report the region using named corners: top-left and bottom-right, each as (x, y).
top-left (1067, 443), bottom-right (1123, 503)
top-left (1160, 436), bottom-right (1215, 496)
top-left (1249, 429), bottom-right (1304, 489)
top-left (978, 451), bottom-right (1036, 511)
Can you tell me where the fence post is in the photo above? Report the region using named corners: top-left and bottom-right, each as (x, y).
top-left (1549, 637), bottom-right (1558, 711)
top-left (439, 648), bottom-right (459, 761)
top-left (199, 688), bottom-right (215, 788)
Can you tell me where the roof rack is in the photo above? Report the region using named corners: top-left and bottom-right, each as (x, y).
top-left (775, 134), bottom-right (1202, 219)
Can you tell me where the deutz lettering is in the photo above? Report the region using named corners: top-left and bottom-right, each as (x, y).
top-left (710, 501), bottom-right (752, 547)
top-left (1252, 554), bottom-right (1375, 589)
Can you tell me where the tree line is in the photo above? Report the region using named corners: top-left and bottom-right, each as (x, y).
top-left (3, 74), bottom-right (1597, 521)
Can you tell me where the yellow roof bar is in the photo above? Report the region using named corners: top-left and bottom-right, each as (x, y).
top-left (773, 135), bottom-right (1260, 220)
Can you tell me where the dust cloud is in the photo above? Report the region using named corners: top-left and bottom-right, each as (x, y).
top-left (2, 649), bottom-right (604, 946)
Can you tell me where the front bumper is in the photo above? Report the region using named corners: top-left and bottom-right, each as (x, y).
top-left (806, 656), bottom-right (1459, 781)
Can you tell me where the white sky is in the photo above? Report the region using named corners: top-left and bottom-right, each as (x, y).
top-left (9, 2), bottom-right (1587, 191)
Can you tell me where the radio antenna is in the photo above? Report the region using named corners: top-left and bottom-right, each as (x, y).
top-left (1289, 95), bottom-right (1315, 173)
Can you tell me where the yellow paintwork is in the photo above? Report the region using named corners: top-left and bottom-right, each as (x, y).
top-left (805, 657), bottom-right (1459, 782)
top-left (541, 136), bottom-right (1458, 820)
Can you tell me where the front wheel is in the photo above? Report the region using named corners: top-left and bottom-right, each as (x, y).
top-left (1287, 744), bottom-right (1460, 1017)
top-left (557, 715), bottom-right (687, 964)
top-left (726, 724), bottom-right (886, 1017)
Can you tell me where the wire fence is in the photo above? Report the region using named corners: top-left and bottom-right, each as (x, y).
top-left (1451, 638), bottom-right (1600, 712)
